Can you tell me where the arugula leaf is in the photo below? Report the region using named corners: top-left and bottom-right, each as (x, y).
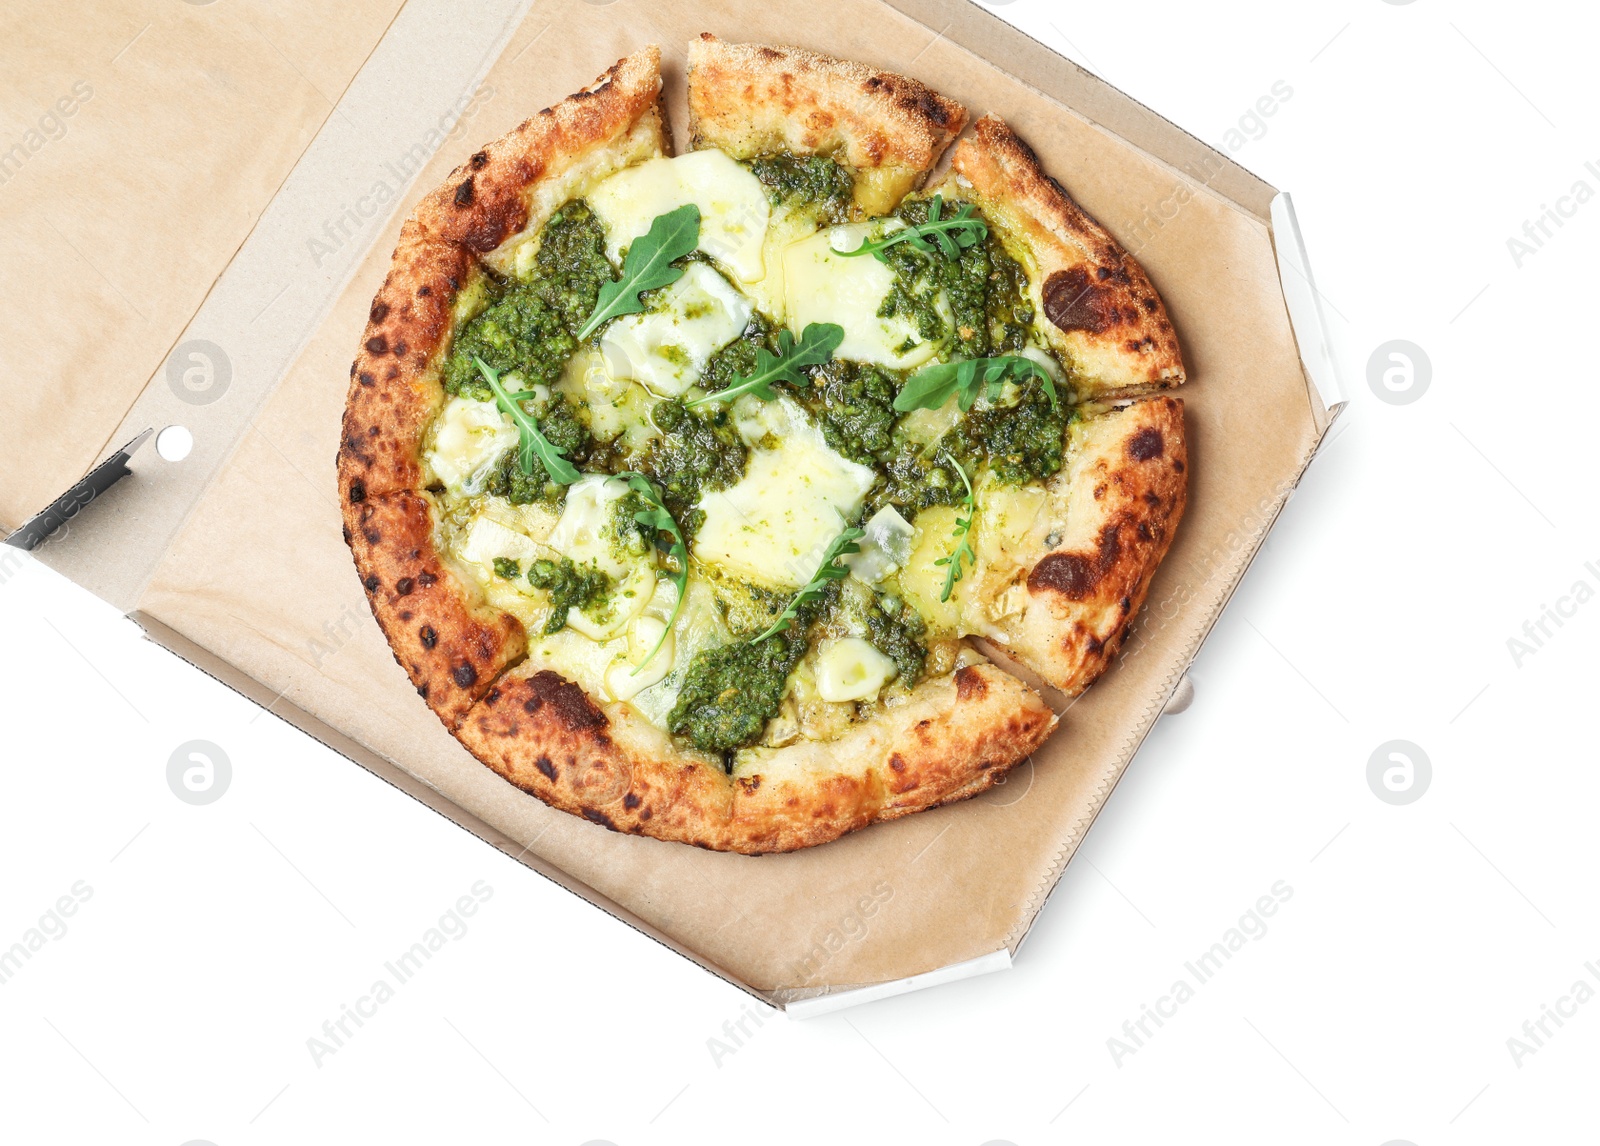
top-left (751, 526), bottom-right (864, 644)
top-left (619, 472), bottom-right (687, 676)
top-left (837, 194), bottom-right (987, 264)
top-left (934, 455), bottom-right (977, 603)
top-left (685, 322), bottom-right (844, 407)
top-left (892, 354), bottom-right (1060, 415)
top-left (475, 356), bottom-right (580, 485)
top-left (577, 204), bottom-right (701, 340)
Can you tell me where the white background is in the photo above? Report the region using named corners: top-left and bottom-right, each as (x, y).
top-left (4, 0), bottom-right (1598, 1142)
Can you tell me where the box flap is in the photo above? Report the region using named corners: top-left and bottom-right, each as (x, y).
top-left (0, 0), bottom-right (406, 533)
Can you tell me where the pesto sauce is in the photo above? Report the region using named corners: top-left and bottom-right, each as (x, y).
top-left (441, 201), bottom-right (613, 400)
top-left (747, 153), bottom-right (855, 223)
top-left (875, 198), bottom-right (1035, 359)
top-left (805, 358), bottom-right (900, 467)
top-left (525, 556), bottom-right (612, 636)
top-left (481, 392), bottom-right (593, 506)
top-left (669, 634), bottom-right (805, 759)
top-left (639, 398), bottom-right (746, 530)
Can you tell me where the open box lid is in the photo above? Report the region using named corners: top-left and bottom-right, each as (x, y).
top-left (0, 0), bottom-right (412, 534)
top-left (7, 0), bottom-right (1344, 1010)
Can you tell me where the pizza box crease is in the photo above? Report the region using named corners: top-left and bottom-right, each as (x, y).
top-left (6, 0), bottom-right (1343, 1009)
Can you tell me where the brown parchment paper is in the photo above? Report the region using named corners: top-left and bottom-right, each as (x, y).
top-left (0, 0), bottom-right (404, 532)
top-left (134, 0), bottom-right (1323, 998)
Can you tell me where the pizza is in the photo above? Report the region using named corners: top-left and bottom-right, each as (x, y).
top-left (338, 37), bottom-right (1188, 854)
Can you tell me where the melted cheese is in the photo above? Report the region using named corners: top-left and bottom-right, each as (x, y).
top-left (899, 505), bottom-right (970, 634)
top-left (546, 474), bottom-right (633, 577)
top-left (815, 637), bottom-right (899, 703)
top-left (845, 506), bottom-right (915, 585)
top-left (600, 262), bottom-right (752, 397)
top-left (587, 151), bottom-right (771, 284)
top-left (781, 224), bottom-right (941, 369)
top-left (693, 399), bottom-right (877, 589)
top-left (426, 397), bottom-right (517, 494)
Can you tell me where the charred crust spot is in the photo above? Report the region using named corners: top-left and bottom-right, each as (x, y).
top-left (451, 663), bottom-right (478, 689)
top-left (398, 610), bottom-right (413, 623)
top-left (365, 335), bottom-right (388, 355)
top-left (888, 753), bottom-right (906, 773)
top-left (1144, 490), bottom-right (1161, 506)
top-left (417, 683), bottom-right (429, 699)
top-left (348, 478), bottom-right (366, 504)
top-left (419, 625), bottom-right (437, 649)
top-left (469, 151), bottom-right (488, 170)
top-left (582, 807), bottom-right (615, 830)
top-left (369, 301), bottom-right (390, 323)
top-left (623, 791), bottom-right (642, 809)
top-left (1128, 427), bottom-right (1165, 461)
top-left (1121, 596), bottom-right (1132, 613)
top-left (1030, 524), bottom-right (1122, 601)
top-left (358, 371), bottom-right (375, 386)
top-left (395, 577), bottom-right (415, 596)
top-left (535, 756), bottom-right (558, 782)
top-left (417, 284), bottom-right (432, 297)
top-left (639, 807), bottom-right (652, 821)
top-left (392, 340), bottom-right (408, 358)
top-left (362, 575), bottom-right (380, 593)
top-left (955, 665), bottom-right (987, 701)
top-left (453, 178), bottom-right (475, 207)
top-left (1043, 266), bottom-right (1122, 336)
top-left (521, 670), bottom-right (608, 732)
top-left (417, 571), bottom-right (438, 587)
top-left (362, 527), bottom-right (381, 545)
top-left (1174, 459), bottom-right (1185, 473)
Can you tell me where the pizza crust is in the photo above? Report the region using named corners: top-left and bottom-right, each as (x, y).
top-left (346, 491), bottom-right (527, 728)
top-left (687, 34), bottom-right (966, 214)
top-left (1002, 397), bottom-right (1188, 695)
top-left (338, 220), bottom-right (482, 505)
top-left (937, 114), bottom-right (1186, 400)
top-left (456, 662), bottom-right (1054, 853)
top-left (411, 46), bottom-right (669, 270)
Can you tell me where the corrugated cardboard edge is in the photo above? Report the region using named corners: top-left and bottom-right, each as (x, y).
top-left (128, 608), bottom-right (773, 1010)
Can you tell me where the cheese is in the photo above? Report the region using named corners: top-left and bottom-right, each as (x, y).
top-left (546, 474), bottom-right (632, 577)
top-left (693, 399), bottom-right (877, 589)
top-left (458, 514), bottom-right (542, 569)
top-left (899, 505), bottom-right (969, 633)
top-left (426, 396), bottom-right (517, 494)
top-left (561, 349), bottom-right (661, 449)
top-left (815, 637), bottom-right (899, 703)
top-left (845, 506), bottom-right (915, 585)
top-left (587, 151), bottom-right (771, 284)
top-left (781, 224), bottom-right (941, 370)
top-left (565, 564), bottom-right (655, 641)
top-left (599, 262), bottom-right (752, 397)
top-left (605, 610), bottom-right (674, 702)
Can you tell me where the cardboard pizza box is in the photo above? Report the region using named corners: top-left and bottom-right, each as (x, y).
top-left (3, 0), bottom-right (1344, 1012)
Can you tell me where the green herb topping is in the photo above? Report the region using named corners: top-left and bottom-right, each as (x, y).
top-left (894, 354), bottom-right (1059, 415)
top-left (577, 204), bottom-right (702, 340)
top-left (686, 322), bottom-right (844, 407)
top-left (617, 472), bottom-right (687, 675)
top-left (475, 356), bottom-right (581, 485)
top-left (934, 456), bottom-right (977, 603)
top-left (752, 527), bottom-right (865, 644)
top-left (839, 194), bottom-right (987, 263)
top-left (526, 557), bottom-right (612, 635)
